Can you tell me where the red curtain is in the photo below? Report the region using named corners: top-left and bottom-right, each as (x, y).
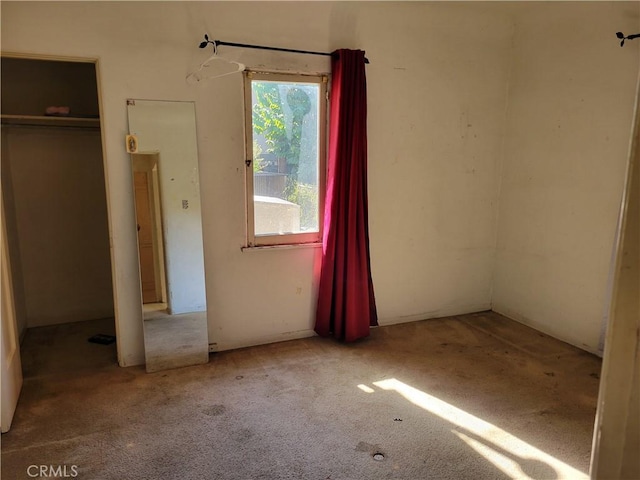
top-left (315, 49), bottom-right (378, 342)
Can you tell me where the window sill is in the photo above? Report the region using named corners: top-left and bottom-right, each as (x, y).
top-left (241, 242), bottom-right (322, 252)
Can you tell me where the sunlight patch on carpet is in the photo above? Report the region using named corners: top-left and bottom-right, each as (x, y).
top-left (371, 378), bottom-right (588, 480)
top-left (357, 384), bottom-right (375, 393)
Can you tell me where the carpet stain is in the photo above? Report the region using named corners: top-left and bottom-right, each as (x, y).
top-left (355, 441), bottom-right (381, 453)
top-left (203, 404), bottom-right (226, 416)
top-left (233, 428), bottom-right (254, 442)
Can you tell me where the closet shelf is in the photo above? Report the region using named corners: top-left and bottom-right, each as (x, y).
top-left (1, 114), bottom-right (100, 128)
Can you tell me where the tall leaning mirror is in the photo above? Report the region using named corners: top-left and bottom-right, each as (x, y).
top-left (127, 99), bottom-right (208, 373)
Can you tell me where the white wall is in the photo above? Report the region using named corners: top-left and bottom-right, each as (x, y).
top-left (493, 3), bottom-right (640, 354)
top-left (1, 2), bottom-right (516, 364)
top-left (362, 3), bottom-right (513, 323)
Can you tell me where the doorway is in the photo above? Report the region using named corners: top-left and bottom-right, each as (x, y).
top-left (0, 56), bottom-right (117, 376)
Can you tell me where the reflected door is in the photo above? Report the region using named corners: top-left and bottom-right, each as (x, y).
top-left (134, 171), bottom-right (159, 304)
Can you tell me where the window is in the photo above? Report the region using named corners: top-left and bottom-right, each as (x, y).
top-left (244, 71), bottom-right (327, 246)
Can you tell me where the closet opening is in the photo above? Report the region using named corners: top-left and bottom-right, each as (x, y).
top-left (1, 56), bottom-right (117, 376)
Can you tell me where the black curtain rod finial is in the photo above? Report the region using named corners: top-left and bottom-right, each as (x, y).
top-left (616, 31), bottom-right (640, 47)
top-left (199, 34), bottom-right (216, 52)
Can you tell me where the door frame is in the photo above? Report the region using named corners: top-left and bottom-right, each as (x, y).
top-left (1, 194), bottom-right (23, 432)
top-left (589, 68), bottom-right (640, 479)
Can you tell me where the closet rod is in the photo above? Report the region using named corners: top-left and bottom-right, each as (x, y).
top-left (1, 122), bottom-right (100, 130)
top-left (1, 124), bottom-right (100, 131)
top-left (0, 114), bottom-right (100, 129)
top-left (199, 35), bottom-right (370, 64)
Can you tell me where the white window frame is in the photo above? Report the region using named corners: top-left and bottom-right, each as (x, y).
top-left (244, 71), bottom-right (328, 247)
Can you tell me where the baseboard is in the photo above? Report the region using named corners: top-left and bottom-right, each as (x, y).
top-left (212, 329), bottom-right (317, 352)
top-left (378, 303), bottom-right (492, 327)
top-left (491, 305), bottom-right (602, 357)
top-left (211, 304), bottom-right (498, 352)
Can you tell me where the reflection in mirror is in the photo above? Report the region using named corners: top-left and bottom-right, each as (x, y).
top-left (127, 99), bottom-right (208, 373)
top-left (132, 153), bottom-right (167, 310)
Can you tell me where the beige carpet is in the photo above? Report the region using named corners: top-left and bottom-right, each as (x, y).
top-left (1, 312), bottom-right (601, 479)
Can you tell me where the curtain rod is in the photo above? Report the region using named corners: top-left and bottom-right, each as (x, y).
top-left (198, 34), bottom-right (370, 64)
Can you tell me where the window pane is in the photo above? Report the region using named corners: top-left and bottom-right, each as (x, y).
top-left (251, 80), bottom-right (320, 236)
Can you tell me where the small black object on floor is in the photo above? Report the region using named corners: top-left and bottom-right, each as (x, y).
top-left (88, 334), bottom-right (116, 345)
